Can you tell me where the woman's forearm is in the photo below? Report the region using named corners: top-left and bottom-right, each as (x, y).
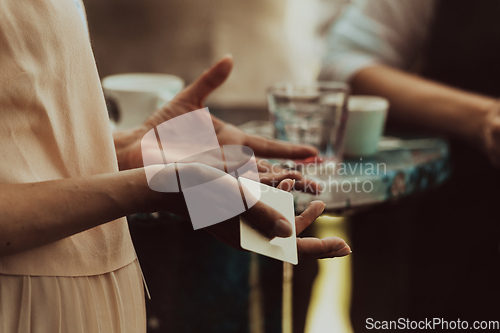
top-left (351, 65), bottom-right (497, 146)
top-left (0, 167), bottom-right (175, 257)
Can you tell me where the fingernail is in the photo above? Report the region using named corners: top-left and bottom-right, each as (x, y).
top-left (275, 219), bottom-right (293, 238)
top-left (224, 53), bottom-right (233, 59)
top-left (310, 200), bottom-right (326, 215)
top-left (333, 242), bottom-right (347, 251)
top-left (337, 246), bottom-right (352, 256)
top-left (291, 179), bottom-right (296, 189)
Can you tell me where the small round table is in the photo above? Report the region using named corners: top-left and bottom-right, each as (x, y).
top-left (293, 136), bottom-right (451, 213)
top-left (289, 137), bottom-right (451, 333)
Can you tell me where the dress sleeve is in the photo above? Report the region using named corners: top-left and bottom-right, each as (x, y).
top-left (319, 0), bottom-right (436, 82)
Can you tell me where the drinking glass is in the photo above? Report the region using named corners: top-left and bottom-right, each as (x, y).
top-left (267, 82), bottom-right (350, 161)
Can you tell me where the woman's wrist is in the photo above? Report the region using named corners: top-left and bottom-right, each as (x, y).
top-left (113, 126), bottom-right (147, 170)
top-left (131, 165), bottom-right (189, 218)
top-left (124, 167), bottom-right (164, 214)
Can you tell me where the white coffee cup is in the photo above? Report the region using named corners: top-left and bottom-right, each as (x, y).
top-left (102, 73), bottom-right (184, 130)
top-left (344, 96), bottom-right (389, 157)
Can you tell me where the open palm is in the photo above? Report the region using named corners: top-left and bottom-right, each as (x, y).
top-left (118, 56), bottom-right (321, 193)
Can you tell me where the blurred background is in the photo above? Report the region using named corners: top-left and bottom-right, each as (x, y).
top-left (83, 0), bottom-right (500, 332)
top-left (85, 0), bottom-right (349, 110)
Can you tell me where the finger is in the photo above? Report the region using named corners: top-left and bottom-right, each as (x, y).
top-left (293, 177), bottom-right (322, 195)
top-left (242, 200), bottom-right (293, 239)
top-left (257, 160), bottom-right (303, 179)
top-left (257, 161), bottom-right (321, 195)
top-left (256, 158), bottom-right (277, 173)
top-left (244, 134), bottom-right (319, 160)
top-left (257, 161), bottom-right (303, 180)
top-left (276, 179), bottom-right (295, 192)
top-left (295, 200), bottom-right (326, 234)
top-left (176, 55), bottom-right (234, 106)
top-left (318, 246), bottom-right (352, 259)
top-left (259, 170), bottom-right (303, 188)
top-left (297, 237), bottom-right (351, 259)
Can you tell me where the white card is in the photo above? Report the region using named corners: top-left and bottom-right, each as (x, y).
top-left (239, 177), bottom-right (298, 265)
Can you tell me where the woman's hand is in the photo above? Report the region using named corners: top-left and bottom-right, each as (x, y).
top-left (205, 179), bottom-right (351, 260)
top-left (142, 56), bottom-right (318, 160)
top-left (147, 164), bottom-right (350, 259)
top-left (114, 56), bottom-right (320, 193)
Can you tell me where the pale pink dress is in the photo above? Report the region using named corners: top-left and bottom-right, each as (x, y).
top-left (0, 0), bottom-right (145, 331)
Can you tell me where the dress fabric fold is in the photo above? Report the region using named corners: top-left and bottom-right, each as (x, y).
top-left (0, 260), bottom-right (146, 333)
